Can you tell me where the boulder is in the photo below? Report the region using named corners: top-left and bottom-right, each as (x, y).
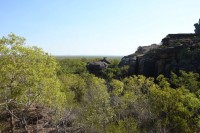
top-left (86, 58), bottom-right (110, 76)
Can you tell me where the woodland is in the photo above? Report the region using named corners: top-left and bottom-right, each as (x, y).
top-left (1, 34), bottom-right (200, 133)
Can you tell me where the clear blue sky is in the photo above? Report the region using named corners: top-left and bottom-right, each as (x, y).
top-left (0, 0), bottom-right (200, 56)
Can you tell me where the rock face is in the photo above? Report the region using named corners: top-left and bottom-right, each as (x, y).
top-left (119, 34), bottom-right (200, 77)
top-left (194, 19), bottom-right (200, 34)
top-left (87, 58), bottom-right (110, 76)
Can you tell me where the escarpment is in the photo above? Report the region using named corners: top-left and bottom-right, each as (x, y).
top-left (86, 19), bottom-right (200, 78)
top-left (119, 34), bottom-right (200, 77)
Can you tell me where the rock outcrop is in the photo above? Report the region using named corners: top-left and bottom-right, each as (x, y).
top-left (119, 34), bottom-right (200, 77)
top-left (194, 19), bottom-right (200, 34)
top-left (87, 57), bottom-right (110, 76)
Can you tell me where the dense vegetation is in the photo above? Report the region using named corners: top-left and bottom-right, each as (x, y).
top-left (1, 34), bottom-right (200, 133)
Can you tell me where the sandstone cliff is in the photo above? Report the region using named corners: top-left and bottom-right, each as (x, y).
top-left (119, 34), bottom-right (200, 77)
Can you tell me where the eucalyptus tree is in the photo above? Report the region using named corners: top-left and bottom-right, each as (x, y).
top-left (0, 34), bottom-right (66, 132)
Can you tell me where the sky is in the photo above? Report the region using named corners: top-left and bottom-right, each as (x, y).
top-left (0, 0), bottom-right (200, 56)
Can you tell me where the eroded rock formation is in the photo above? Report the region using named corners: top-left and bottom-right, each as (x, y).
top-left (119, 34), bottom-right (200, 77)
top-left (87, 57), bottom-right (110, 76)
top-left (194, 19), bottom-right (200, 34)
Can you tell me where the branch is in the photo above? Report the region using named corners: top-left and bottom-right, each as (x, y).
top-left (0, 99), bottom-right (13, 106)
top-left (5, 104), bottom-right (19, 120)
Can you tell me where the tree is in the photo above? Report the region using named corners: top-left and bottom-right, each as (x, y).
top-left (76, 75), bottom-right (114, 133)
top-left (106, 117), bottom-right (138, 133)
top-left (59, 74), bottom-right (85, 103)
top-left (107, 79), bottom-right (139, 133)
top-left (57, 58), bottom-right (87, 75)
top-left (150, 76), bottom-right (200, 133)
top-left (121, 76), bottom-right (156, 132)
top-left (170, 71), bottom-right (200, 93)
top-left (0, 34), bottom-right (66, 132)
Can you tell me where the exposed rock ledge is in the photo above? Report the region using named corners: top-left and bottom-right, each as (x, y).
top-left (119, 34), bottom-right (200, 77)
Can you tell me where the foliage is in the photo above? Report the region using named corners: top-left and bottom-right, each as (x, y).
top-left (0, 34), bottom-right (66, 132)
top-left (57, 58), bottom-right (87, 75)
top-left (170, 70), bottom-right (200, 93)
top-left (103, 65), bottom-right (130, 80)
top-left (150, 86), bottom-right (200, 133)
top-left (106, 117), bottom-right (138, 133)
top-left (109, 79), bottom-right (124, 96)
top-left (1, 34), bottom-right (200, 133)
top-left (76, 75), bottom-right (114, 132)
top-left (56, 57), bottom-right (200, 132)
top-left (58, 74), bottom-right (85, 103)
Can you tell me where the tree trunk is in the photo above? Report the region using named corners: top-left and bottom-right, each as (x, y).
top-left (9, 110), bottom-right (14, 133)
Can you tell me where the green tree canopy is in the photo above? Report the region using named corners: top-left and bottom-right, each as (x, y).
top-left (0, 34), bottom-right (66, 132)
